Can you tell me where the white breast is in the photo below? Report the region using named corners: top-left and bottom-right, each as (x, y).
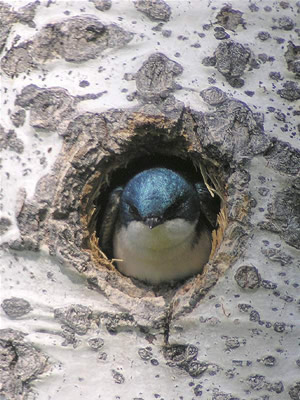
top-left (113, 219), bottom-right (211, 284)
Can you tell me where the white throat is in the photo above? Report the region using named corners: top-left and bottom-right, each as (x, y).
top-left (128, 219), bottom-right (196, 250)
top-left (113, 218), bottom-right (211, 284)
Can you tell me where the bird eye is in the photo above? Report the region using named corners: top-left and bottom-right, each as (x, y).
top-left (164, 198), bottom-right (183, 219)
top-left (129, 204), bottom-right (141, 220)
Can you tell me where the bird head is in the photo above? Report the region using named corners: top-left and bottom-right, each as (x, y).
top-left (119, 168), bottom-right (200, 228)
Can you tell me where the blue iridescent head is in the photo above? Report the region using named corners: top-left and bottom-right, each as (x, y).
top-left (120, 168), bottom-right (200, 228)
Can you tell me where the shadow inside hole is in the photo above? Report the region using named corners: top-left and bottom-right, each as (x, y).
top-left (94, 154), bottom-right (221, 262)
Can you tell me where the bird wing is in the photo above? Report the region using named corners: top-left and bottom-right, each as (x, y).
top-left (98, 186), bottom-right (123, 258)
top-left (195, 182), bottom-right (220, 230)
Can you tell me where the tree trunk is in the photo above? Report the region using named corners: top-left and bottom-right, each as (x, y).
top-left (1, 1), bottom-right (299, 399)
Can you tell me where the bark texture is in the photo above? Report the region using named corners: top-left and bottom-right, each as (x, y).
top-left (0, 1), bottom-right (299, 399)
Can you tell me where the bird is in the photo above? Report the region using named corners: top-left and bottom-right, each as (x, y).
top-left (98, 167), bottom-right (219, 284)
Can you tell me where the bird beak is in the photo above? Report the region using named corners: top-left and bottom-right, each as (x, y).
top-left (144, 217), bottom-right (162, 230)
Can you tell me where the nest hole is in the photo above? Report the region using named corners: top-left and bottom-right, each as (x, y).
top-left (95, 154), bottom-right (221, 252)
top-left (80, 150), bottom-right (227, 296)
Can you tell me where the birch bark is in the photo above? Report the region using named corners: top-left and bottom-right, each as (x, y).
top-left (0, 1), bottom-right (299, 399)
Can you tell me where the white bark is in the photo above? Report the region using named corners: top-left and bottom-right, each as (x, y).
top-left (0, 1), bottom-right (299, 399)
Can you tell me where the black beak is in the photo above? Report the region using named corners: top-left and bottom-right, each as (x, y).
top-left (144, 217), bottom-right (162, 229)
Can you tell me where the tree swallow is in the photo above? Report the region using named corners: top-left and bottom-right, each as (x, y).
top-left (99, 167), bottom-right (219, 284)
